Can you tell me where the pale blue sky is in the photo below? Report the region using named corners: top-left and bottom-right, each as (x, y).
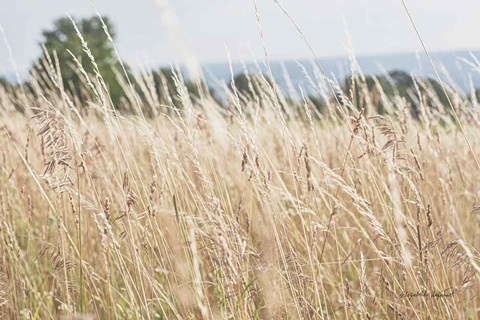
top-left (1, 0), bottom-right (480, 75)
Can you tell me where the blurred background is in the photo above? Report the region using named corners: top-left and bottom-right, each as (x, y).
top-left (1, 0), bottom-right (480, 98)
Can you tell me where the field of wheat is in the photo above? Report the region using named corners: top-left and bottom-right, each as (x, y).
top-left (1, 43), bottom-right (480, 320)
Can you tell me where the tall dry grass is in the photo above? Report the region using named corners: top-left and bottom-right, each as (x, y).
top-left (2, 30), bottom-right (480, 319)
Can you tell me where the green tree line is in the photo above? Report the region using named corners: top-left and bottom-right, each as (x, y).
top-left (0, 15), bottom-right (478, 117)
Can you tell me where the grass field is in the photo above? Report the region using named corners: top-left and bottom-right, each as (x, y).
top-left (2, 43), bottom-right (480, 319)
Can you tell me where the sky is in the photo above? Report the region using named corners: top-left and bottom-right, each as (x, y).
top-left (1, 0), bottom-right (480, 75)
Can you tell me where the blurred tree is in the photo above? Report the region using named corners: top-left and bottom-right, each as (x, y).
top-left (343, 70), bottom-right (450, 117)
top-left (475, 89), bottom-right (480, 102)
top-left (33, 16), bottom-right (127, 106)
top-left (306, 95), bottom-right (326, 114)
top-left (0, 76), bottom-right (10, 89)
top-left (151, 68), bottom-right (216, 107)
top-left (230, 72), bottom-right (272, 99)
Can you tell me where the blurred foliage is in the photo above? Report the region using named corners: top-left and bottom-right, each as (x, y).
top-left (0, 76), bottom-right (9, 87)
top-left (151, 68), bottom-right (216, 107)
top-left (475, 89), bottom-right (480, 102)
top-left (230, 72), bottom-right (273, 99)
top-left (1, 15), bottom-right (468, 118)
top-left (306, 95), bottom-right (326, 114)
top-left (32, 16), bottom-right (128, 106)
top-left (343, 70), bottom-right (451, 117)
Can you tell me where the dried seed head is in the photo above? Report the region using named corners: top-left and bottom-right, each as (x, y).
top-left (103, 198), bottom-right (111, 221)
top-left (241, 149), bottom-right (248, 172)
top-left (127, 189), bottom-right (137, 211)
top-left (426, 204), bottom-right (433, 228)
top-left (122, 172), bottom-right (129, 191)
